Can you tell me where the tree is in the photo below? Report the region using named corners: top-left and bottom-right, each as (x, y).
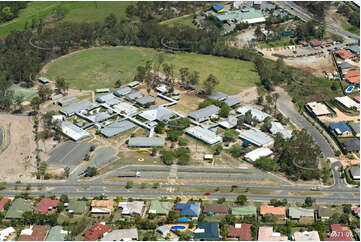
top-left (254, 157), bottom-right (275, 171)
top-left (114, 80), bottom-right (122, 88)
top-left (151, 147), bottom-right (157, 157)
top-left (203, 74), bottom-right (219, 95)
top-left (104, 13), bottom-right (117, 29)
top-left (60, 194), bottom-right (69, 203)
top-left (217, 197), bottom-right (226, 204)
top-left (343, 204), bottom-right (352, 214)
top-left (236, 195), bottom-right (247, 205)
top-left (189, 71), bottom-right (200, 86)
top-left (223, 129), bottom-right (238, 143)
top-left (14, 94), bottom-right (24, 111)
top-left (30, 96), bottom-right (41, 112)
top-left (63, 167), bottom-right (70, 178)
top-left (179, 67), bottom-right (190, 81)
top-left (161, 150), bottom-right (174, 165)
top-left (304, 197), bottom-right (313, 207)
top-left (255, 25), bottom-right (263, 40)
top-left (125, 181), bottom-right (133, 189)
top-left (85, 166), bottom-right (97, 177)
top-left (167, 210), bottom-right (178, 223)
top-left (230, 144), bottom-right (243, 158)
top-left (154, 121), bottom-right (165, 134)
top-left (213, 143), bottom-right (223, 155)
top-left (38, 85), bottom-right (52, 102)
top-left (219, 104), bottom-right (230, 118)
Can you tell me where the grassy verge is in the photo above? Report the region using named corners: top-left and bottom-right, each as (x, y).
top-left (160, 14), bottom-right (196, 29)
top-left (45, 46), bottom-right (260, 95)
top-left (258, 37), bottom-right (292, 49)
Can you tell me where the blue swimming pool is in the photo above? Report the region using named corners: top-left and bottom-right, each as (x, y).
top-left (171, 226), bottom-right (186, 230)
top-left (346, 85), bottom-right (354, 93)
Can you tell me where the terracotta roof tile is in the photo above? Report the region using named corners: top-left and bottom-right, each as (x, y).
top-left (203, 204), bottom-right (229, 214)
top-left (0, 198), bottom-right (9, 211)
top-left (34, 198), bottom-right (60, 215)
top-left (18, 226), bottom-right (48, 241)
top-left (324, 224), bottom-right (352, 241)
top-left (259, 205), bottom-right (286, 216)
top-left (83, 223), bottom-right (111, 241)
top-left (345, 69), bottom-right (360, 78)
top-left (335, 49), bottom-right (355, 60)
top-left (227, 224), bottom-right (252, 241)
top-left (91, 200), bottom-right (114, 210)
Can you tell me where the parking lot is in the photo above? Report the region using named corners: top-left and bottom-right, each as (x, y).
top-left (47, 141), bottom-right (93, 167)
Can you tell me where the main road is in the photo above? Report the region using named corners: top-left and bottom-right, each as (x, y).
top-left (277, 1), bottom-right (360, 41)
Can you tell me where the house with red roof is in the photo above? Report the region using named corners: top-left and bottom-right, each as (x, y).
top-left (259, 205), bottom-right (286, 219)
top-left (227, 224), bottom-right (252, 241)
top-left (352, 207), bottom-right (360, 217)
top-left (353, 96), bottom-right (360, 103)
top-left (34, 198), bottom-right (60, 215)
top-left (335, 49), bottom-right (356, 60)
top-left (83, 223), bottom-right (111, 241)
top-left (18, 225), bottom-right (49, 241)
top-left (324, 224), bottom-right (352, 241)
top-left (345, 69), bottom-right (360, 79)
top-left (310, 40), bottom-right (321, 47)
top-left (0, 198), bottom-right (10, 212)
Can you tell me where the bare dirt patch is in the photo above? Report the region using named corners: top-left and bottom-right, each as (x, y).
top-left (0, 114), bottom-right (37, 182)
top-left (319, 107), bottom-right (361, 122)
top-left (231, 86), bottom-right (259, 104)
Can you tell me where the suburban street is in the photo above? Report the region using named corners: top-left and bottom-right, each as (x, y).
top-left (277, 1), bottom-right (360, 41)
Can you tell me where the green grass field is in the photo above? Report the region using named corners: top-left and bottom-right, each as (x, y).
top-left (45, 46), bottom-right (260, 95)
top-left (0, 2), bottom-right (133, 38)
top-left (161, 14), bottom-right (196, 29)
top-left (8, 84), bottom-right (37, 100)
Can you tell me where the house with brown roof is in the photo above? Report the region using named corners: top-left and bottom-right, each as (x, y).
top-left (324, 224), bottom-right (352, 241)
top-left (34, 198), bottom-right (60, 215)
top-left (257, 227), bottom-right (288, 241)
top-left (259, 205), bottom-right (286, 219)
top-left (335, 49), bottom-right (355, 60)
top-left (227, 224), bottom-right (252, 241)
top-left (18, 225), bottom-right (49, 241)
top-left (83, 223), bottom-right (111, 241)
top-left (203, 204), bottom-right (229, 215)
top-left (91, 200), bottom-right (114, 214)
top-left (0, 198), bottom-right (10, 212)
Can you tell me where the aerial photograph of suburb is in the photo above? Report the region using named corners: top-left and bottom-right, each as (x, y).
top-left (0, 0), bottom-right (359, 241)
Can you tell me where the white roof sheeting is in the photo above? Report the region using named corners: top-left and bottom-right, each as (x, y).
top-left (0, 227), bottom-right (16, 241)
top-left (113, 102), bottom-right (138, 115)
top-left (91, 207), bottom-right (112, 214)
top-left (128, 81), bottom-right (139, 87)
top-left (189, 105), bottom-right (220, 122)
top-left (60, 101), bottom-right (94, 117)
top-left (186, 126), bottom-right (222, 145)
top-left (223, 97), bottom-right (241, 107)
top-left (270, 122), bottom-right (292, 139)
top-left (307, 102), bottom-right (331, 116)
top-left (244, 147), bottom-right (273, 162)
top-left (236, 106), bottom-right (271, 122)
top-left (293, 231), bottom-right (320, 241)
top-left (101, 229), bottom-right (138, 241)
top-left (125, 91), bottom-right (144, 101)
top-left (128, 137), bottom-right (165, 147)
top-left (139, 106), bottom-right (175, 122)
top-left (218, 116), bottom-right (238, 129)
top-left (61, 121), bottom-right (90, 141)
top-left (239, 129), bottom-right (274, 147)
top-left (136, 95), bottom-right (155, 106)
top-left (208, 92), bottom-right (228, 101)
top-left (96, 93), bottom-right (116, 103)
top-left (118, 201), bottom-right (145, 216)
top-left (335, 96), bottom-right (360, 110)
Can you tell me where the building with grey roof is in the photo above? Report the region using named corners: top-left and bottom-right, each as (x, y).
top-left (60, 101), bottom-right (94, 117)
top-left (113, 102), bottom-right (138, 116)
top-left (188, 105), bottom-right (220, 122)
top-left (343, 138), bottom-right (360, 153)
top-left (270, 122), bottom-right (292, 139)
top-left (208, 92), bottom-right (228, 101)
top-left (186, 126), bottom-right (222, 145)
top-left (218, 116), bottom-right (238, 129)
top-left (128, 137), bottom-right (165, 147)
top-left (139, 106), bottom-right (175, 122)
top-left (38, 76), bottom-right (50, 84)
top-left (114, 86), bottom-right (132, 97)
top-left (136, 95), bottom-right (156, 107)
top-left (51, 94), bottom-right (63, 101)
top-left (58, 97), bottom-right (78, 106)
top-left (95, 88), bottom-right (109, 93)
top-left (46, 226), bottom-right (68, 241)
top-left (293, 231), bottom-right (320, 241)
top-left (223, 97), bottom-right (241, 107)
top-left (239, 128), bottom-right (274, 147)
top-left (96, 93), bottom-right (117, 103)
top-left (79, 111), bottom-right (112, 123)
top-left (216, 8), bottom-right (265, 24)
top-left (128, 81), bottom-right (139, 87)
top-left (237, 105), bottom-right (271, 122)
top-left (125, 91), bottom-right (144, 101)
top-left (61, 121), bottom-right (90, 141)
top-left (101, 228), bottom-right (138, 241)
top-left (288, 207), bottom-right (314, 219)
top-left (100, 120), bottom-right (136, 138)
top-left (349, 167), bottom-right (360, 180)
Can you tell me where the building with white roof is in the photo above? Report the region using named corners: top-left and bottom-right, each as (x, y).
top-left (218, 116), bottom-right (238, 129)
top-left (270, 122), bottom-right (292, 139)
top-left (113, 102), bottom-right (139, 115)
top-left (293, 231), bottom-right (320, 241)
top-left (128, 137), bottom-right (165, 147)
top-left (139, 106), bottom-right (175, 122)
top-left (237, 106), bottom-right (271, 122)
top-left (61, 121), bottom-right (90, 141)
top-left (239, 128), bottom-right (274, 147)
top-left (60, 101), bottom-right (94, 117)
top-left (101, 228), bottom-right (138, 241)
top-left (186, 126), bottom-right (222, 145)
top-left (244, 147), bottom-right (273, 162)
top-left (335, 96), bottom-right (360, 110)
top-left (306, 102), bottom-right (332, 116)
top-left (156, 85), bottom-right (168, 94)
top-left (0, 227), bottom-right (16, 241)
top-left (189, 105), bottom-right (220, 122)
top-left (118, 201), bottom-right (145, 216)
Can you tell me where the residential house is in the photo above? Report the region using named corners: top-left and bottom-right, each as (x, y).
top-left (0, 227), bottom-right (17, 241)
top-left (175, 202), bottom-right (201, 217)
top-left (34, 198), bottom-right (60, 215)
top-left (227, 224), bottom-right (252, 241)
top-left (128, 137), bottom-right (165, 148)
top-left (188, 105), bottom-right (220, 122)
top-left (46, 226), bottom-right (68, 241)
top-left (306, 102), bottom-right (333, 117)
top-left (193, 222), bottom-right (220, 240)
top-left (310, 40), bottom-right (321, 47)
top-left (324, 224), bottom-right (352, 241)
top-left (257, 227), bottom-right (288, 241)
top-left (348, 122), bottom-right (360, 136)
top-left (349, 167), bottom-right (360, 180)
top-left (329, 122), bottom-right (352, 136)
top-left (91, 200), bottom-right (114, 214)
top-left (259, 205), bottom-right (286, 219)
top-left (157, 225), bottom-right (171, 237)
top-left (334, 49), bottom-right (355, 60)
top-left (18, 226), bottom-right (49, 241)
top-left (148, 200), bottom-right (171, 215)
top-left (66, 200), bottom-right (88, 214)
top-left (118, 201), bottom-right (145, 216)
top-left (38, 77), bottom-right (50, 85)
top-left (293, 231), bottom-right (320, 241)
top-left (208, 92), bottom-right (228, 101)
top-left (203, 204), bottom-right (229, 215)
top-left (335, 96), bottom-right (360, 110)
top-left (317, 207), bottom-right (334, 220)
top-left (5, 198), bottom-right (32, 219)
top-left (244, 147), bottom-right (273, 162)
top-left (101, 228), bottom-right (138, 241)
top-left (0, 197), bottom-right (9, 212)
top-left (353, 96), bottom-right (360, 103)
top-left (288, 207), bottom-right (314, 220)
top-left (347, 45), bottom-right (360, 54)
top-left (231, 206), bottom-right (257, 217)
top-left (185, 126), bottom-right (223, 145)
top-left (236, 106), bottom-right (271, 122)
top-left (135, 95), bottom-right (156, 107)
top-left (345, 69), bottom-right (360, 86)
top-left (343, 138), bottom-right (360, 153)
top-left (83, 223), bottom-right (111, 241)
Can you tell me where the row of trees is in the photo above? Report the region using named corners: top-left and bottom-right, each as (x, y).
top-left (0, 2), bottom-right (27, 23)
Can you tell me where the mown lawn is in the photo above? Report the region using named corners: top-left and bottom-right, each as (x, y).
top-left (45, 46), bottom-right (260, 95)
top-left (161, 14), bottom-right (196, 29)
top-left (0, 2), bottom-right (133, 38)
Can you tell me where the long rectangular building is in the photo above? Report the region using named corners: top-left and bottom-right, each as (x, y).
top-left (100, 120), bottom-right (136, 138)
top-left (239, 129), bottom-right (274, 147)
top-left (128, 137), bottom-right (165, 147)
top-left (186, 126), bottom-right (222, 145)
top-left (188, 105), bottom-right (220, 122)
top-left (216, 8), bottom-right (265, 24)
top-left (61, 121), bottom-right (90, 141)
top-left (60, 101), bottom-right (94, 117)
